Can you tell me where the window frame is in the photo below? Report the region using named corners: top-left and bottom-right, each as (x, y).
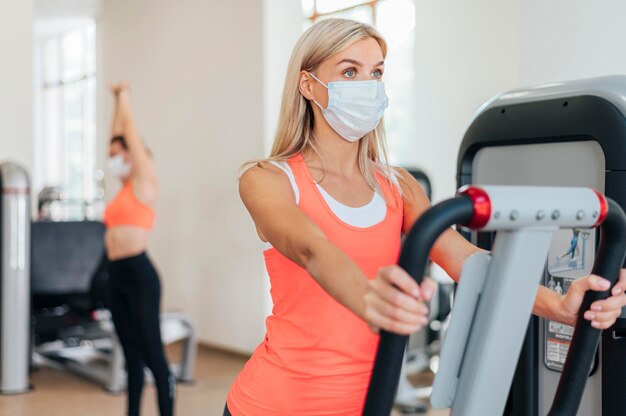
top-left (306, 0), bottom-right (382, 24)
top-left (35, 21), bottom-right (98, 219)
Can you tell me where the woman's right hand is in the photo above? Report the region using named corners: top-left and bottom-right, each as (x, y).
top-left (364, 265), bottom-right (435, 335)
top-left (110, 81), bottom-right (131, 95)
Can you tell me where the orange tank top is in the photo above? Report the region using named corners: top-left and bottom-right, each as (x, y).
top-left (103, 181), bottom-right (155, 230)
top-left (227, 154), bottom-right (404, 415)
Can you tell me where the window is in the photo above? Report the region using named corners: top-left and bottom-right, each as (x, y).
top-left (303, 0), bottom-right (416, 165)
top-left (35, 20), bottom-right (100, 220)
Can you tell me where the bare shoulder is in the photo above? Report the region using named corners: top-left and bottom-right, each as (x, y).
top-left (131, 176), bottom-right (158, 207)
top-left (390, 166), bottom-right (412, 182)
top-left (131, 156), bottom-right (157, 189)
top-left (239, 162), bottom-right (295, 203)
top-left (389, 166), bottom-right (421, 194)
top-left (389, 166), bottom-right (430, 208)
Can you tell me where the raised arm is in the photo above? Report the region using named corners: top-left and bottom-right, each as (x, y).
top-left (110, 83), bottom-right (125, 137)
top-left (110, 83), bottom-right (157, 203)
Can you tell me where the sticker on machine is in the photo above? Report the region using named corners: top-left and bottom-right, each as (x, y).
top-left (544, 228), bottom-right (595, 372)
top-left (545, 307), bottom-right (575, 371)
top-left (548, 228), bottom-right (593, 276)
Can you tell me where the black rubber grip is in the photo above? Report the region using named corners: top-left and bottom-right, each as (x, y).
top-left (362, 196), bottom-right (475, 416)
top-left (548, 199), bottom-right (626, 416)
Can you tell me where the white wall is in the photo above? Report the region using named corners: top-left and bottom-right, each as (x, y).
top-left (100, 0), bottom-right (267, 353)
top-left (410, 0), bottom-right (520, 202)
top-left (520, 0), bottom-right (626, 85)
top-left (261, 0), bottom-right (303, 315)
top-left (408, 0), bottom-right (626, 202)
top-left (263, 0), bottom-right (302, 154)
top-left (1, 0), bottom-right (34, 174)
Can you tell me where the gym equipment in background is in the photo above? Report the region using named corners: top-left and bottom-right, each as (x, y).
top-left (37, 169), bottom-right (106, 222)
top-left (31, 221), bottom-right (125, 391)
top-left (363, 185), bottom-right (626, 416)
top-left (457, 75), bottom-right (626, 415)
top-left (31, 221), bottom-right (197, 392)
top-left (0, 163), bottom-right (31, 394)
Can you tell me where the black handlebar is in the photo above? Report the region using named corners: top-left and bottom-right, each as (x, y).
top-left (362, 195), bottom-right (475, 416)
top-left (548, 199), bottom-right (626, 416)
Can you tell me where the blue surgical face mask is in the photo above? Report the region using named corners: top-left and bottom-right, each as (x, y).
top-left (308, 72), bottom-right (389, 142)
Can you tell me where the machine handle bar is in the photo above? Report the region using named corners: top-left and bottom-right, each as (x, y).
top-left (363, 193), bottom-right (626, 416)
top-left (548, 199), bottom-right (626, 416)
top-left (362, 195), bottom-right (475, 416)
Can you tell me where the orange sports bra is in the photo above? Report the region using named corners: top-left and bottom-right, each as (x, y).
top-left (103, 181), bottom-right (155, 230)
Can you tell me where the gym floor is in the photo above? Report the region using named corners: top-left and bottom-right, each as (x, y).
top-left (0, 345), bottom-right (448, 416)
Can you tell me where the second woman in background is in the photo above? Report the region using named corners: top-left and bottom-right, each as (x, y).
top-left (104, 82), bottom-right (175, 416)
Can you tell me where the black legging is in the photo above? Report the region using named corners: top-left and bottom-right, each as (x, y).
top-left (109, 252), bottom-right (175, 416)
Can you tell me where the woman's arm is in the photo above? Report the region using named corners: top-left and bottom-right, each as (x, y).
top-left (536, 273), bottom-right (626, 327)
top-left (111, 83), bottom-right (157, 203)
top-left (240, 164), bottom-right (431, 334)
top-left (394, 167), bottom-right (482, 282)
top-left (110, 83), bottom-right (125, 137)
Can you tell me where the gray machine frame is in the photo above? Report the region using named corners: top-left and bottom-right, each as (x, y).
top-left (363, 185), bottom-right (625, 416)
top-left (457, 75), bottom-right (626, 415)
top-left (0, 163), bottom-right (31, 394)
top-left (430, 186), bottom-right (606, 415)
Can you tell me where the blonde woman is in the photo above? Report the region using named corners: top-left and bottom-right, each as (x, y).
top-left (225, 19), bottom-right (626, 415)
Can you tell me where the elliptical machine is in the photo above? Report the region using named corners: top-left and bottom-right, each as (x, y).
top-left (363, 185), bottom-right (626, 415)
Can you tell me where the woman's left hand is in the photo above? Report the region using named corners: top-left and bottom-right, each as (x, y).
top-left (558, 269), bottom-right (626, 328)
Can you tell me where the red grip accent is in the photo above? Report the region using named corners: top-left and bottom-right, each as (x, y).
top-left (457, 186), bottom-right (491, 229)
top-left (592, 189), bottom-right (608, 226)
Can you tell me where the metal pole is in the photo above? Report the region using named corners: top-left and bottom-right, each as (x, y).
top-left (0, 162), bottom-right (31, 394)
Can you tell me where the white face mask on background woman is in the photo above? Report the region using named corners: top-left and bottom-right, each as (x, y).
top-left (107, 154), bottom-right (132, 179)
top-left (308, 72), bottom-right (389, 142)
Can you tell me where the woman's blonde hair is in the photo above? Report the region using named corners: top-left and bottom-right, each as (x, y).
top-left (248, 18), bottom-right (397, 197)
